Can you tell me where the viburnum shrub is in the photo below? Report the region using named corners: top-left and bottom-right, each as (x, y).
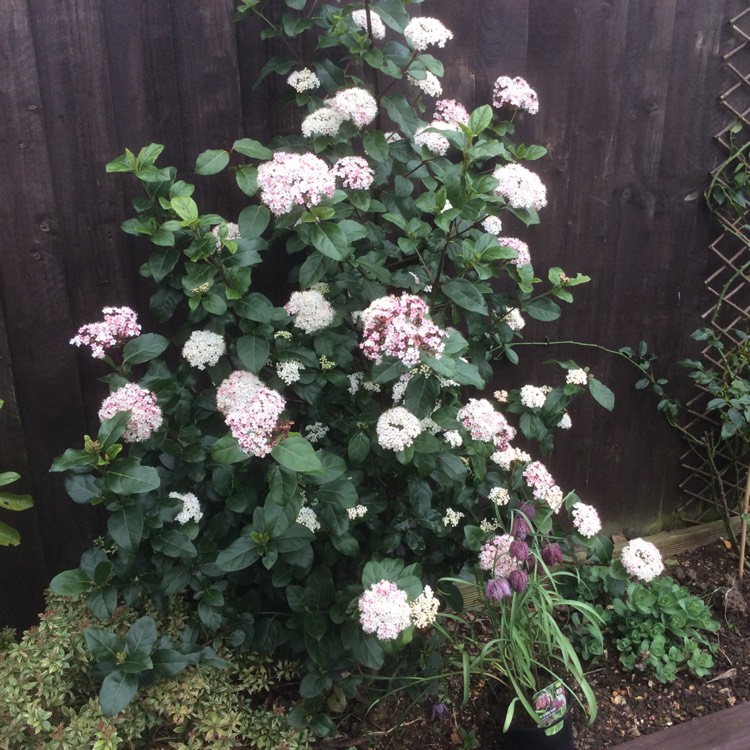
top-left (50, 0), bottom-right (621, 733)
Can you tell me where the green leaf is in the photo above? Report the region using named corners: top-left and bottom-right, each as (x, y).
top-left (98, 412), bottom-right (131, 451)
top-left (233, 292), bottom-right (274, 323)
top-left (104, 458), bottom-right (161, 496)
top-left (145, 246), bottom-right (180, 283)
top-left (524, 297), bottom-right (561, 322)
top-left (88, 586), bottom-right (118, 619)
top-left (108, 506), bottom-right (144, 552)
top-left (0, 492), bottom-right (32, 511)
top-left (50, 568), bottom-right (92, 596)
top-left (123, 333), bottom-right (170, 365)
top-left (362, 130), bottom-right (390, 162)
top-left (233, 138), bottom-right (274, 160)
top-left (125, 616), bottom-right (157, 656)
top-left (151, 648), bottom-right (190, 679)
top-left (443, 279), bottom-right (488, 315)
top-left (0, 522), bottom-right (20, 546)
top-left (235, 165), bottom-right (258, 196)
top-left (271, 436), bottom-right (322, 473)
top-left (469, 105), bottom-right (493, 135)
top-left (347, 433), bottom-right (370, 464)
top-left (99, 670), bottom-right (139, 717)
top-left (211, 434), bottom-right (249, 464)
top-left (195, 149), bottom-right (229, 175)
top-left (171, 196), bottom-right (199, 223)
top-left (84, 627), bottom-right (125, 663)
top-left (236, 335), bottom-right (270, 373)
top-left (216, 534), bottom-right (261, 572)
top-left (403, 374), bottom-right (441, 418)
top-left (50, 448), bottom-right (99, 472)
top-left (589, 377), bottom-right (615, 411)
top-left (309, 223), bottom-right (350, 261)
top-left (152, 529), bottom-right (197, 558)
top-left (238, 205), bottom-right (271, 239)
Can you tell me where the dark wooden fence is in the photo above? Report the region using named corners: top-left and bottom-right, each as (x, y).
top-left (0, 0), bottom-right (743, 631)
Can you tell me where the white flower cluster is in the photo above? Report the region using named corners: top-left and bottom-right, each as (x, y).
top-left (566, 368), bottom-right (589, 385)
top-left (492, 163), bottom-right (547, 211)
top-left (492, 75), bottom-right (539, 114)
top-left (182, 330), bottom-right (226, 370)
top-left (284, 289), bottom-right (335, 334)
top-left (276, 359), bottom-right (304, 385)
top-left (502, 308), bottom-right (525, 331)
top-left (404, 17), bottom-right (454, 50)
top-left (376, 407), bottom-right (422, 451)
top-left (330, 87), bottom-right (378, 129)
top-left (287, 68), bottom-right (320, 93)
top-left (481, 215), bottom-right (503, 235)
top-left (408, 71), bottom-right (443, 97)
top-left (480, 518), bottom-right (501, 533)
top-left (410, 586), bottom-right (440, 629)
top-left (304, 421), bottom-right (329, 444)
top-left (414, 122), bottom-right (451, 156)
top-left (620, 538), bottom-right (664, 582)
top-left (558, 413), bottom-right (572, 430)
top-left (347, 504), bottom-right (368, 520)
top-left (442, 508), bottom-right (464, 527)
top-left (171, 492), bottom-right (203, 525)
top-left (351, 9), bottom-right (386, 39)
top-left (302, 107), bottom-right (343, 138)
top-left (545, 486), bottom-right (565, 513)
top-left (296, 506), bottom-right (321, 533)
top-left (520, 384), bottom-right (547, 409)
top-left (572, 502), bottom-right (601, 538)
top-left (488, 487), bottom-right (510, 506)
top-left (443, 430), bottom-right (462, 448)
top-left (491, 446), bottom-right (531, 469)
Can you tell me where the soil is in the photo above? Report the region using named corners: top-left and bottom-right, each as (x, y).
top-left (337, 540), bottom-right (750, 749)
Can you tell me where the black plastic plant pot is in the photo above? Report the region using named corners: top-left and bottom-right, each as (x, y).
top-left (502, 709), bottom-right (574, 750)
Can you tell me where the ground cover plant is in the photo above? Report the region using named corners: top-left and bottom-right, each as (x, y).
top-left (46, 0), bottom-right (663, 740)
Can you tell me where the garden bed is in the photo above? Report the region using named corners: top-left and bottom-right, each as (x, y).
top-left (353, 539), bottom-right (750, 749)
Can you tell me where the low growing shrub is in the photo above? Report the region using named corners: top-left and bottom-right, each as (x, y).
top-left (0, 592), bottom-right (311, 749)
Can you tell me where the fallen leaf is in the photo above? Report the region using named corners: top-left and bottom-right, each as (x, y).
top-left (708, 668), bottom-right (737, 683)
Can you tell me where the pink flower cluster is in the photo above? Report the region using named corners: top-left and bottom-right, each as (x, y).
top-left (256, 152), bottom-right (336, 216)
top-left (98, 383), bottom-right (163, 443)
top-left (333, 156), bottom-right (375, 190)
top-left (492, 76), bottom-right (539, 114)
top-left (522, 460), bottom-right (558, 502)
top-left (457, 398), bottom-right (515, 452)
top-left (70, 306), bottom-right (141, 359)
top-left (217, 370), bottom-right (286, 457)
top-left (497, 237), bottom-right (531, 267)
top-left (358, 580), bottom-right (413, 640)
top-left (492, 163), bottom-right (547, 211)
top-left (478, 534), bottom-right (519, 579)
top-left (360, 294), bottom-right (446, 367)
top-left (434, 99), bottom-right (470, 128)
top-left (414, 122), bottom-right (452, 156)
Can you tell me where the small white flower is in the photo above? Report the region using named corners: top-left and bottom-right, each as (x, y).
top-left (304, 422), bottom-right (329, 444)
top-left (410, 585), bottom-right (440, 628)
top-left (287, 68), bottom-right (320, 93)
top-left (347, 504), bottom-right (368, 520)
top-left (502, 308), bottom-right (525, 331)
top-left (442, 508), bottom-right (464, 527)
top-left (566, 368), bottom-right (589, 386)
top-left (488, 487), bottom-right (510, 506)
top-left (558, 413), bottom-right (572, 430)
top-left (171, 492), bottom-right (203, 525)
top-left (404, 17), bottom-right (454, 50)
top-left (482, 216), bottom-right (503, 235)
top-left (376, 407), bottom-right (422, 451)
top-left (276, 359), bottom-right (304, 385)
top-left (520, 384), bottom-right (547, 409)
top-left (297, 506), bottom-right (321, 533)
top-left (351, 8), bottom-right (386, 39)
top-left (620, 538), bottom-right (664, 582)
top-left (301, 107), bottom-right (343, 138)
top-left (285, 290), bottom-right (335, 334)
top-left (443, 430), bottom-right (462, 448)
top-left (182, 330), bottom-right (226, 370)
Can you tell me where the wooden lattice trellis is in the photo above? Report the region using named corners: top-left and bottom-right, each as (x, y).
top-left (678, 7), bottom-right (750, 518)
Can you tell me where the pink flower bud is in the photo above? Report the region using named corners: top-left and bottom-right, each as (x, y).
top-left (541, 542), bottom-right (564, 567)
top-left (486, 577), bottom-right (512, 602)
top-left (508, 569), bottom-right (528, 594)
top-left (509, 540), bottom-right (530, 562)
